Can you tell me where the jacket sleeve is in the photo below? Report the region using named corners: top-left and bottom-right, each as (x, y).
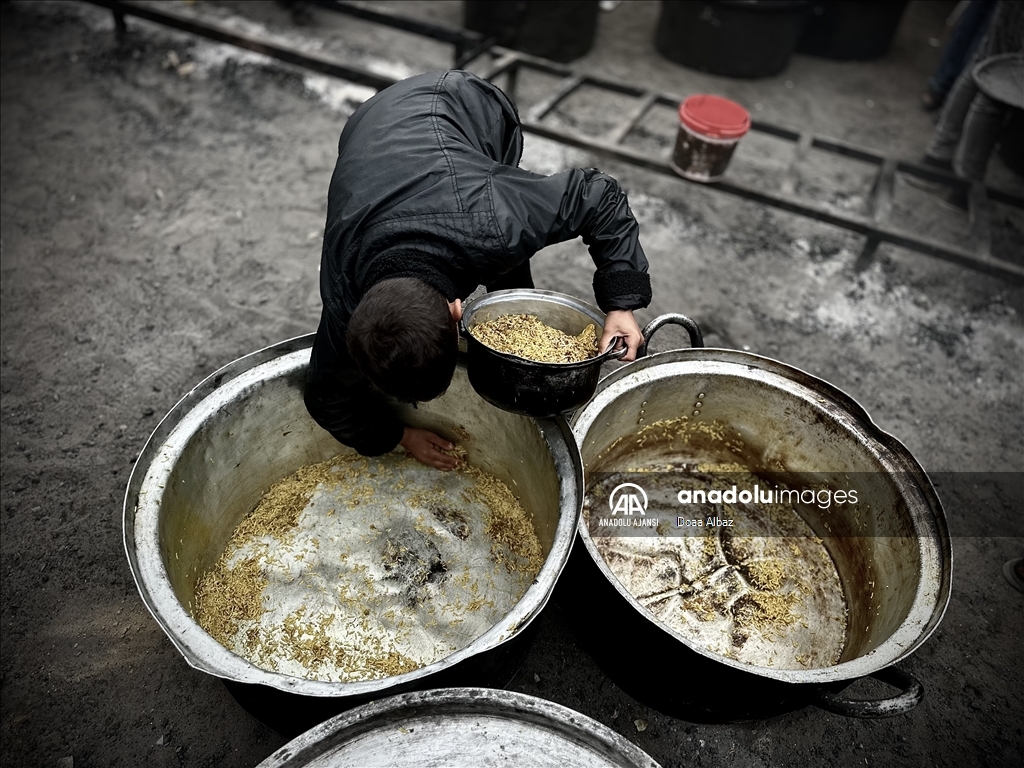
top-left (304, 314), bottom-right (405, 457)
top-left (488, 165), bottom-right (652, 312)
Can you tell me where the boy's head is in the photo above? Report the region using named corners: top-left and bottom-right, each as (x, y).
top-left (346, 277), bottom-right (460, 403)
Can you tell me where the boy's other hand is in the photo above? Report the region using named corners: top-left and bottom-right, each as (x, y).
top-left (400, 427), bottom-right (460, 470)
top-left (600, 309), bottom-right (644, 362)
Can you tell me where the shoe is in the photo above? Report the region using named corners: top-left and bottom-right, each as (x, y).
top-left (904, 155), bottom-right (955, 193)
top-left (920, 154), bottom-right (954, 173)
top-left (921, 89), bottom-right (944, 112)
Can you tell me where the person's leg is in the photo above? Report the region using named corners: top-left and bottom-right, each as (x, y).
top-left (955, 91), bottom-right (1007, 182)
top-left (925, 0), bottom-right (997, 106)
top-left (486, 260), bottom-right (534, 292)
top-left (925, 66), bottom-right (981, 166)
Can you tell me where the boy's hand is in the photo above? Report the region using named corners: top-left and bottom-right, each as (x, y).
top-left (600, 310), bottom-right (644, 362)
top-left (400, 427), bottom-right (460, 471)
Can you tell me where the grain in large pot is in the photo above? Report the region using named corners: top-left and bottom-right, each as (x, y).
top-left (195, 451), bottom-right (544, 682)
top-left (570, 341), bottom-right (951, 717)
top-left (124, 335), bottom-right (582, 710)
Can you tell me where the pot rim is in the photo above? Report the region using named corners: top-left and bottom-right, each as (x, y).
top-left (257, 687), bottom-right (662, 768)
top-left (461, 288), bottom-right (620, 369)
top-left (124, 333), bottom-right (583, 697)
top-left (571, 346), bottom-right (953, 685)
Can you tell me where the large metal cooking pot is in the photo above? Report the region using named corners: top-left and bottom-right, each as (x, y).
top-left (124, 335), bottom-right (582, 736)
top-left (258, 688), bottom-right (661, 768)
top-left (564, 318), bottom-right (952, 720)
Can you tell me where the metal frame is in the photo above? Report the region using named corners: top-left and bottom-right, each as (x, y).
top-left (94, 0), bottom-right (1024, 283)
top-left (307, 0), bottom-right (495, 69)
top-left (479, 51), bottom-right (1023, 281)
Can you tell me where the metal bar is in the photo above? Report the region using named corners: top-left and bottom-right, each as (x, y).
top-left (504, 60), bottom-right (520, 104)
top-left (897, 161), bottom-right (1024, 209)
top-left (811, 137), bottom-right (884, 165)
top-left (857, 159), bottom-right (896, 270)
top-left (868, 159), bottom-right (897, 224)
top-left (605, 92), bottom-right (658, 145)
top-left (285, 0), bottom-right (494, 70)
top-left (520, 118), bottom-right (1024, 283)
top-left (91, 0), bottom-right (399, 91)
top-left (897, 160), bottom-right (968, 190)
top-left (984, 186), bottom-right (1024, 209)
top-left (489, 46), bottom-right (644, 96)
top-left (93, 7), bottom-right (1023, 281)
top-left (854, 237), bottom-right (882, 272)
top-left (112, 6), bottom-right (126, 36)
top-left (527, 74), bottom-right (585, 123)
top-left (709, 180), bottom-right (1021, 281)
top-left (968, 183), bottom-right (993, 258)
top-left (476, 51), bottom-right (519, 82)
top-left (455, 36), bottom-right (498, 70)
top-left (652, 94), bottom-right (681, 109)
top-left (750, 121), bottom-right (802, 142)
top-left (780, 132), bottom-right (814, 197)
top-left (308, 0), bottom-right (483, 46)
top-left (497, 57), bottom-right (1023, 208)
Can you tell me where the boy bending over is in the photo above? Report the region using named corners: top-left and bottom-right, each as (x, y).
top-left (305, 71), bottom-right (652, 469)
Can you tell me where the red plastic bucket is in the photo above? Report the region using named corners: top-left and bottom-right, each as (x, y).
top-left (671, 94), bottom-right (751, 182)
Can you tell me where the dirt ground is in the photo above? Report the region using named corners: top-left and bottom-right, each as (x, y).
top-left (1, 1), bottom-right (1022, 766)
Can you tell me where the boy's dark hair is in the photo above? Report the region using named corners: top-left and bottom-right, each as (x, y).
top-left (346, 277), bottom-right (458, 403)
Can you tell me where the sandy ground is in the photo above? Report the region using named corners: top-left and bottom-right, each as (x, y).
top-left (1, 1), bottom-right (1022, 766)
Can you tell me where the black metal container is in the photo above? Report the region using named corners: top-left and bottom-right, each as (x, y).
top-left (461, 289), bottom-right (627, 417)
top-left (655, 0), bottom-right (811, 79)
top-left (463, 0), bottom-right (600, 63)
top-left (796, 0), bottom-right (909, 61)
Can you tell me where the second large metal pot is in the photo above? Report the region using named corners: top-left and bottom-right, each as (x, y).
top-left (124, 334), bottom-right (583, 736)
top-left (565, 321), bottom-right (952, 720)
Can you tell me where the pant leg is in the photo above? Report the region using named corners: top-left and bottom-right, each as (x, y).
top-left (926, 66), bottom-right (981, 162)
top-left (955, 91), bottom-right (1008, 182)
top-left (927, 0), bottom-right (997, 98)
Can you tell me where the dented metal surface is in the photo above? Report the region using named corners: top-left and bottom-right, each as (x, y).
top-left (123, 334), bottom-right (582, 698)
top-left (257, 688), bottom-right (662, 768)
top-left (571, 344), bottom-right (952, 710)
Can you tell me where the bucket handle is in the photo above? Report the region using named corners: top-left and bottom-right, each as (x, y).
top-left (638, 313), bottom-right (704, 357)
top-left (813, 666), bottom-right (924, 718)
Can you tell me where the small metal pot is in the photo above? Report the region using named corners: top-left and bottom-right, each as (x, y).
top-left (565, 317), bottom-right (952, 720)
top-left (124, 335), bottom-right (583, 736)
top-left (258, 688), bottom-right (662, 768)
top-left (460, 289), bottom-right (630, 417)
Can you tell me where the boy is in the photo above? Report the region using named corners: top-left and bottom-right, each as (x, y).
top-left (305, 70), bottom-right (652, 469)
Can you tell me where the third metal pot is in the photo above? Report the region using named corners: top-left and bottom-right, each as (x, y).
top-left (258, 688), bottom-right (661, 768)
top-left (564, 317), bottom-right (951, 720)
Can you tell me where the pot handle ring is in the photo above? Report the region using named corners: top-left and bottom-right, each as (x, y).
top-left (638, 313), bottom-right (704, 357)
top-left (602, 336), bottom-right (631, 360)
top-left (813, 666), bottom-right (924, 718)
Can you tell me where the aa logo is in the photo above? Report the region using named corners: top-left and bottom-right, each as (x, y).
top-left (609, 483), bottom-right (648, 516)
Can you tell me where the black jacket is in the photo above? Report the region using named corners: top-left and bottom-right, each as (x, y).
top-left (305, 70), bottom-right (652, 456)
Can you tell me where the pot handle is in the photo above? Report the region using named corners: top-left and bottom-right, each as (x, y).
top-left (813, 666), bottom-right (924, 718)
top-left (602, 336), bottom-right (630, 360)
top-left (638, 314), bottom-right (704, 357)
